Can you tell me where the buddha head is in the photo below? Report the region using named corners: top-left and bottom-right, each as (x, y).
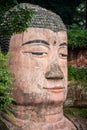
top-left (0, 4), bottom-right (78, 130)
top-left (7, 4), bottom-right (67, 107)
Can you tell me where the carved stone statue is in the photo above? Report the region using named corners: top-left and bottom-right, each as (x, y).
top-left (0, 3), bottom-right (77, 130)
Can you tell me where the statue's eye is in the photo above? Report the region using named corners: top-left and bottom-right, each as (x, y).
top-left (30, 52), bottom-right (47, 55)
top-left (59, 53), bottom-right (67, 58)
top-left (58, 47), bottom-right (67, 59)
top-left (23, 51), bottom-right (48, 57)
top-left (22, 44), bottom-right (49, 57)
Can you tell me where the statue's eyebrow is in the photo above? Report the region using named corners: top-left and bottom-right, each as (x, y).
top-left (59, 42), bottom-right (67, 46)
top-left (22, 39), bottom-right (50, 46)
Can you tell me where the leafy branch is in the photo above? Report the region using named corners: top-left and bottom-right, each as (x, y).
top-left (0, 53), bottom-right (14, 111)
top-left (0, 4), bottom-right (35, 36)
top-left (68, 24), bottom-right (87, 48)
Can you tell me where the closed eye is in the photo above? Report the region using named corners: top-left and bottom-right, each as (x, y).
top-left (23, 51), bottom-right (48, 57)
top-left (59, 53), bottom-right (67, 57)
top-left (30, 52), bottom-right (47, 55)
top-left (59, 53), bottom-right (67, 59)
top-left (58, 46), bottom-right (67, 59)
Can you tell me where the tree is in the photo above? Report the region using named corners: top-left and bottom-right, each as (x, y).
top-left (73, 0), bottom-right (86, 29)
top-left (68, 24), bottom-right (87, 48)
top-left (0, 1), bottom-right (35, 36)
top-left (0, 53), bottom-right (13, 118)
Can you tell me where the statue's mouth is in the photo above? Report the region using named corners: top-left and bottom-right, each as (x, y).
top-left (43, 87), bottom-right (65, 93)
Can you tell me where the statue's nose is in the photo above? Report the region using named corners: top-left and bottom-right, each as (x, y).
top-left (45, 60), bottom-right (64, 79)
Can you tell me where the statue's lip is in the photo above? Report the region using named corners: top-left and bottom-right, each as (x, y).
top-left (43, 87), bottom-right (65, 93)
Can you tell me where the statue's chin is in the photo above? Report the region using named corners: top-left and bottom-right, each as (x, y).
top-left (12, 90), bottom-right (65, 106)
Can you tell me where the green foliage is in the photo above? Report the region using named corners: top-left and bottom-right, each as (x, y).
top-left (68, 65), bottom-right (87, 83)
top-left (73, 0), bottom-right (86, 29)
top-left (0, 0), bottom-right (17, 12)
top-left (0, 4), bottom-right (35, 36)
top-left (0, 53), bottom-right (13, 111)
top-left (64, 107), bottom-right (87, 118)
top-left (68, 25), bottom-right (87, 48)
top-left (0, 0), bottom-right (17, 29)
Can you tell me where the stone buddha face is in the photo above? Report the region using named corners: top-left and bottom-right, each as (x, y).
top-left (9, 27), bottom-right (67, 106)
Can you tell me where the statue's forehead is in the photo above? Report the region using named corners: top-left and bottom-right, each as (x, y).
top-left (10, 27), bottom-right (67, 47)
top-left (22, 27), bottom-right (56, 40)
top-left (22, 27), bottom-right (67, 43)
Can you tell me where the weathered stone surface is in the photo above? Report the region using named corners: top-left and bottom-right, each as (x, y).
top-left (68, 48), bottom-right (87, 68)
top-left (1, 105), bottom-right (77, 130)
top-left (4, 27), bottom-right (76, 129)
top-left (65, 81), bottom-right (87, 107)
top-left (7, 3), bottom-right (66, 33)
top-left (65, 114), bottom-right (87, 130)
top-left (5, 27), bottom-right (76, 130)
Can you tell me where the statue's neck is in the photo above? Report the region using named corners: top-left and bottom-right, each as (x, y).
top-left (6, 104), bottom-right (76, 130)
top-left (9, 104), bottom-right (63, 128)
